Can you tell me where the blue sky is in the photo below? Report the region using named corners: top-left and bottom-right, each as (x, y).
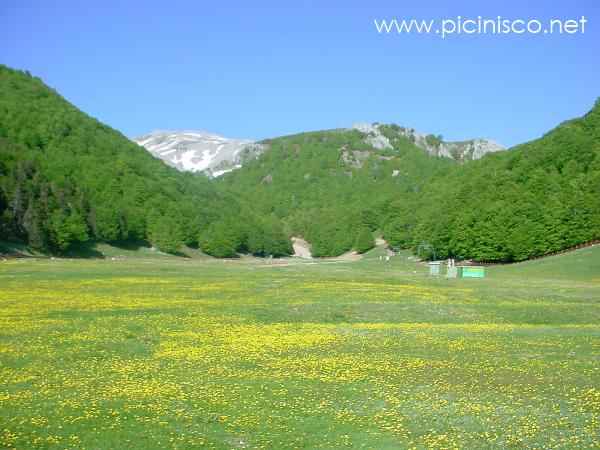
top-left (1, 0), bottom-right (598, 146)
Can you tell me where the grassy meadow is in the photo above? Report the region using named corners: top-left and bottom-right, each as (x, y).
top-left (1, 246), bottom-right (600, 449)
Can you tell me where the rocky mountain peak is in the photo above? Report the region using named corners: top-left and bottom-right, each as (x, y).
top-left (351, 123), bottom-right (505, 161)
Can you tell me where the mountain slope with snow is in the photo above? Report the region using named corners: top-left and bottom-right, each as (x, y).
top-left (134, 131), bottom-right (264, 177)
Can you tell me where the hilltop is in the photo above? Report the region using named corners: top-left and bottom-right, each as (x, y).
top-left (134, 123), bottom-right (504, 178)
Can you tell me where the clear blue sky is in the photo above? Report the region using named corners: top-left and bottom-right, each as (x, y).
top-left (1, 0), bottom-right (598, 146)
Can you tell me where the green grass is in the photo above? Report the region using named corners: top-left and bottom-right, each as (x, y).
top-left (1, 247), bottom-right (599, 449)
top-left (493, 244), bottom-right (600, 282)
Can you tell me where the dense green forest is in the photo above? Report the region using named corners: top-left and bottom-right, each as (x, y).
top-left (0, 65), bottom-right (291, 257)
top-left (219, 126), bottom-right (457, 256)
top-left (221, 103), bottom-right (600, 261)
top-left (404, 101), bottom-right (600, 261)
top-left (1, 64), bottom-right (598, 261)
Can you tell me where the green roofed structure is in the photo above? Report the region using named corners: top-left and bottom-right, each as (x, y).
top-left (459, 266), bottom-right (485, 278)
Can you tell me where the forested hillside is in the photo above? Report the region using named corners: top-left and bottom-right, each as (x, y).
top-left (222, 103), bottom-right (600, 261)
top-left (219, 126), bottom-right (456, 256)
top-left (0, 65), bottom-right (291, 257)
top-left (402, 100), bottom-right (600, 261)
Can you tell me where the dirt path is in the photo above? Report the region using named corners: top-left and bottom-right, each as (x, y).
top-left (329, 251), bottom-right (362, 261)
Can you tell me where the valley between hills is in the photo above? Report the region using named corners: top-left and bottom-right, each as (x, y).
top-left (1, 65), bottom-right (598, 263)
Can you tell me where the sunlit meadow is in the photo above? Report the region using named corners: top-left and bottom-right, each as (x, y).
top-left (1, 246), bottom-right (599, 449)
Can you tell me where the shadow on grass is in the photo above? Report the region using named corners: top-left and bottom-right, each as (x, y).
top-left (108, 240), bottom-right (151, 251)
top-left (63, 241), bottom-right (105, 259)
top-left (112, 240), bottom-right (192, 258)
top-left (0, 240), bottom-right (38, 258)
top-left (104, 240), bottom-right (192, 258)
top-left (3, 239), bottom-right (197, 260)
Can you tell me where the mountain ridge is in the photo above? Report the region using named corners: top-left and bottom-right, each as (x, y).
top-left (134, 124), bottom-right (505, 177)
top-left (351, 122), bottom-right (505, 161)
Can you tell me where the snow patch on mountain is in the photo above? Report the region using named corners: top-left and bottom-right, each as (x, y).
top-left (134, 130), bottom-right (264, 177)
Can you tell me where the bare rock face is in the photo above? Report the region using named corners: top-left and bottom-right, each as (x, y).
top-left (340, 145), bottom-right (373, 169)
top-left (352, 123), bottom-right (393, 150)
top-left (352, 123), bottom-right (504, 161)
top-left (134, 130), bottom-right (265, 177)
top-left (292, 237), bottom-right (312, 258)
